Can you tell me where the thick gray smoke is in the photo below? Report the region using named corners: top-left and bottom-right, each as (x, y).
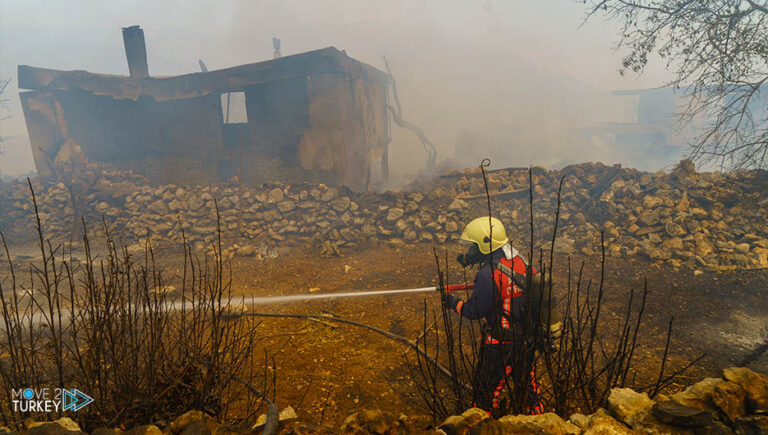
top-left (0, 0), bottom-right (676, 181)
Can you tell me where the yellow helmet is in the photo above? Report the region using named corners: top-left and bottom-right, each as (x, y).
top-left (460, 217), bottom-right (509, 254)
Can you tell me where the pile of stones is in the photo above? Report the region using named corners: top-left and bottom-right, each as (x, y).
top-left (11, 366), bottom-right (767, 434)
top-left (0, 170), bottom-right (464, 257)
top-left (1, 160), bottom-right (767, 270)
top-left (427, 160), bottom-right (768, 270)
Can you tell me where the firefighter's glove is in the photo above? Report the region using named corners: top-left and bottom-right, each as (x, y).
top-left (442, 292), bottom-right (461, 313)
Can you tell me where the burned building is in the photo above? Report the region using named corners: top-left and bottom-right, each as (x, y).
top-left (18, 26), bottom-right (392, 191)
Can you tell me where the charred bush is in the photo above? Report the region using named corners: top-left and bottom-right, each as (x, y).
top-left (0, 180), bottom-right (270, 430)
top-left (409, 162), bottom-right (701, 421)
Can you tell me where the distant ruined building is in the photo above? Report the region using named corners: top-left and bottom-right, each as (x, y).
top-left (18, 26), bottom-right (392, 191)
top-left (567, 87), bottom-right (690, 168)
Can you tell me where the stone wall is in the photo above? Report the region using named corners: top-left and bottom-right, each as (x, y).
top-left (1, 160), bottom-right (767, 269)
top-left (0, 171), bottom-right (464, 256)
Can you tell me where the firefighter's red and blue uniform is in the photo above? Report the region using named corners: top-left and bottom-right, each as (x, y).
top-left (445, 248), bottom-right (544, 415)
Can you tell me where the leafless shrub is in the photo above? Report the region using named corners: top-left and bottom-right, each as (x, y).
top-left (409, 163), bottom-right (701, 420)
top-left (585, 0), bottom-right (768, 170)
top-left (0, 180), bottom-right (270, 430)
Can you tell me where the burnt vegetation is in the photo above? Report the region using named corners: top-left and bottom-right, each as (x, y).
top-left (409, 162), bottom-right (701, 421)
top-left (0, 181), bottom-right (272, 430)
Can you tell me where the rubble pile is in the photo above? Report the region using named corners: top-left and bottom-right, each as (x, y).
top-left (11, 366), bottom-right (768, 434)
top-left (0, 170), bottom-right (464, 257)
top-left (434, 160), bottom-right (768, 270)
top-left (1, 160), bottom-right (767, 269)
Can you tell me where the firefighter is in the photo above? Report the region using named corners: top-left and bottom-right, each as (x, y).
top-left (443, 216), bottom-right (561, 415)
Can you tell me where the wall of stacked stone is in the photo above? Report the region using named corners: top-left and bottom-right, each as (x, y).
top-left (442, 161), bottom-right (768, 270)
top-left (1, 161), bottom-right (767, 269)
top-left (0, 174), bottom-right (466, 254)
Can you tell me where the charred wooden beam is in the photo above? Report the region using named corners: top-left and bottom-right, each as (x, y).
top-left (18, 47), bottom-right (390, 102)
top-left (122, 25), bottom-right (149, 78)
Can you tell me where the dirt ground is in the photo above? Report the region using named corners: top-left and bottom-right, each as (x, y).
top-left (211, 241), bottom-right (768, 425)
top-left (2, 239), bottom-right (767, 426)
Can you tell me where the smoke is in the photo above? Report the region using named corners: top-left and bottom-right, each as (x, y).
top-left (0, 0), bottom-right (675, 180)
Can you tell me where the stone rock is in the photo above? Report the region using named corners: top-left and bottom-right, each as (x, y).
top-left (690, 207), bottom-right (708, 217)
top-left (671, 378), bottom-right (723, 413)
top-left (341, 409), bottom-right (398, 434)
top-left (448, 198), bottom-right (468, 211)
top-left (672, 159), bottom-right (696, 179)
top-left (644, 196), bottom-right (664, 208)
top-left (666, 222), bottom-right (686, 237)
top-left (188, 195), bottom-right (205, 210)
top-left (169, 410), bottom-right (208, 433)
top-left (28, 418), bottom-right (86, 434)
top-left (712, 381), bottom-right (748, 422)
top-left (168, 198), bottom-right (185, 211)
top-left (607, 388), bottom-right (688, 434)
top-left (638, 210), bottom-right (661, 226)
top-left (330, 197), bottom-right (351, 212)
top-left (499, 412), bottom-right (580, 434)
top-left (237, 245), bottom-right (256, 257)
top-left (124, 425), bottom-right (163, 435)
top-left (95, 201), bottom-right (111, 212)
top-left (581, 408), bottom-right (638, 434)
top-left (752, 248), bottom-right (768, 267)
top-left (582, 246), bottom-right (596, 256)
top-left (445, 221), bottom-right (458, 233)
top-left (474, 418), bottom-right (549, 434)
top-left (386, 208), bottom-right (404, 221)
top-left (732, 415), bottom-right (768, 434)
top-left (651, 400), bottom-right (713, 427)
top-left (277, 200), bottom-right (295, 213)
top-left (663, 237), bottom-right (684, 252)
top-left (439, 407), bottom-right (489, 432)
top-left (640, 241), bottom-right (668, 261)
top-left (361, 224), bottom-right (377, 237)
top-left (262, 209), bottom-right (281, 222)
top-left (267, 188), bottom-right (284, 203)
top-left (609, 388), bottom-right (655, 426)
top-left (723, 366), bottom-right (768, 413)
top-left (179, 419), bottom-right (219, 434)
top-left (320, 188), bottom-right (338, 202)
top-left (700, 420), bottom-right (739, 435)
top-left (148, 199), bottom-right (169, 215)
top-left (568, 413), bottom-right (589, 430)
top-left (734, 243), bottom-right (751, 254)
top-left (253, 406), bottom-right (299, 430)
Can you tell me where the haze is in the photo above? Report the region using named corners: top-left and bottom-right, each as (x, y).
top-left (0, 0), bottom-right (674, 181)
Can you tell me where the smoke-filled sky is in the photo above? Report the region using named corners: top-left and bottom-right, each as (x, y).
top-left (0, 0), bottom-right (676, 180)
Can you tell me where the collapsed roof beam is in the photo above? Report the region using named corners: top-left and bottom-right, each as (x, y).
top-left (122, 25), bottom-right (149, 78)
